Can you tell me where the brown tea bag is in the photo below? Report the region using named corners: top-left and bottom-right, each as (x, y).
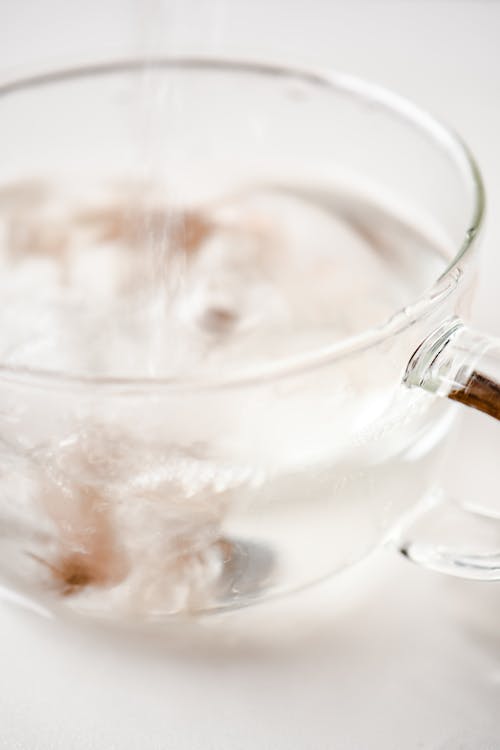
top-left (34, 481), bottom-right (128, 597)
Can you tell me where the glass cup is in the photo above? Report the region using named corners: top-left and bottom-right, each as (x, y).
top-left (0, 59), bottom-right (498, 626)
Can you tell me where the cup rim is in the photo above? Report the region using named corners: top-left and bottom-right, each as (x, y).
top-left (0, 57), bottom-right (485, 393)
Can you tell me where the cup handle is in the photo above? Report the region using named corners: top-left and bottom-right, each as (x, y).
top-left (396, 318), bottom-right (500, 579)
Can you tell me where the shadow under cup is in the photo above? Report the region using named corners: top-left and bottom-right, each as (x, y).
top-left (0, 60), bottom-right (481, 623)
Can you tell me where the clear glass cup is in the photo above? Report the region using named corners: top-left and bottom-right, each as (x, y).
top-left (0, 59), bottom-right (498, 627)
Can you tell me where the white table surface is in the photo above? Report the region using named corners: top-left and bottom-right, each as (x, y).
top-left (0, 2), bottom-right (499, 748)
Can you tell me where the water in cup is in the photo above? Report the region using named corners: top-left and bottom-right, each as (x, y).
top-left (0, 177), bottom-right (455, 620)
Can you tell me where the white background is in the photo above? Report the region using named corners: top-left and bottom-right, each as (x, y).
top-left (0, 2), bottom-right (499, 748)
